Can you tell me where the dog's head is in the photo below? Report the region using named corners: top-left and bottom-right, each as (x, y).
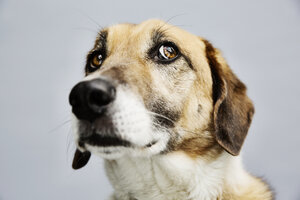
top-left (69, 19), bottom-right (254, 169)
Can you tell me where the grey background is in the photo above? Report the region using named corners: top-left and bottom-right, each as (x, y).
top-left (0, 0), bottom-right (299, 199)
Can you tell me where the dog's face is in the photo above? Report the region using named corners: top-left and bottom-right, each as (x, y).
top-left (69, 19), bottom-right (254, 169)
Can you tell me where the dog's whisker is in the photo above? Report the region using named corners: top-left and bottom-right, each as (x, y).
top-left (152, 122), bottom-right (169, 130)
top-left (148, 111), bottom-right (205, 135)
top-left (147, 111), bottom-right (209, 135)
top-left (76, 9), bottom-right (104, 30)
top-left (156, 20), bottom-right (184, 36)
top-left (66, 127), bottom-right (75, 163)
top-left (164, 13), bottom-right (188, 24)
top-left (152, 121), bottom-right (206, 141)
top-left (149, 112), bottom-right (200, 135)
top-left (146, 111), bottom-right (176, 124)
top-left (48, 119), bottom-right (71, 134)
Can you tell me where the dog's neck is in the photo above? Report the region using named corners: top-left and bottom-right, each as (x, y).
top-left (104, 151), bottom-right (249, 200)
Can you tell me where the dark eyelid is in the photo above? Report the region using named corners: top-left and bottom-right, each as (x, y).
top-left (90, 50), bottom-right (104, 58)
top-left (93, 30), bottom-right (108, 49)
top-left (85, 30), bottom-right (108, 75)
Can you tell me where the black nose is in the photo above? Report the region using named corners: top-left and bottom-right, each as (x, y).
top-left (69, 78), bottom-right (116, 121)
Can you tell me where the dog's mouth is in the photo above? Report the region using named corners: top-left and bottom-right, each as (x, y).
top-left (78, 132), bottom-right (157, 148)
top-left (79, 133), bottom-right (130, 147)
top-left (75, 108), bottom-right (159, 151)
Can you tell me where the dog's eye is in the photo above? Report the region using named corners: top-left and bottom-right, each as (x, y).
top-left (90, 52), bottom-right (103, 71)
top-left (158, 43), bottom-right (178, 61)
top-left (91, 53), bottom-right (103, 68)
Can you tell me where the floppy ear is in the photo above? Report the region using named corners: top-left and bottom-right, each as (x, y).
top-left (203, 40), bottom-right (255, 156)
top-left (72, 149), bottom-right (91, 170)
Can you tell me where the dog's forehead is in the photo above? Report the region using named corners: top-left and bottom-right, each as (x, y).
top-left (104, 19), bottom-right (204, 53)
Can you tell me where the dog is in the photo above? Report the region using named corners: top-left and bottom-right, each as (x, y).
top-left (69, 19), bottom-right (273, 200)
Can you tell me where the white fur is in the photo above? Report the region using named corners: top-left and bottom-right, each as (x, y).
top-left (109, 86), bottom-right (153, 147)
top-left (105, 152), bottom-right (246, 200)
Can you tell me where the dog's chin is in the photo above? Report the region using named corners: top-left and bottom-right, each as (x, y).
top-left (84, 144), bottom-right (127, 160)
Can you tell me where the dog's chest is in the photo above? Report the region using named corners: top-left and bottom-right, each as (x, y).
top-left (105, 157), bottom-right (189, 200)
top-left (104, 153), bottom-right (226, 200)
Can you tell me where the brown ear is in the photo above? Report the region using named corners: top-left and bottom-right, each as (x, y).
top-left (203, 40), bottom-right (255, 156)
top-left (72, 149), bottom-right (91, 170)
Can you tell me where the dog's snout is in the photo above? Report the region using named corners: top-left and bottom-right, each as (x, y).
top-left (69, 78), bottom-right (116, 121)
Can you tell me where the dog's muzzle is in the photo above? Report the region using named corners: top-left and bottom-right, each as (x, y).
top-left (69, 78), bottom-right (128, 147)
top-left (69, 78), bottom-right (116, 122)
top-left (69, 77), bottom-right (166, 169)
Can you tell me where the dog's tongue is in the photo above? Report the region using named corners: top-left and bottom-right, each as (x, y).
top-left (72, 149), bottom-right (91, 170)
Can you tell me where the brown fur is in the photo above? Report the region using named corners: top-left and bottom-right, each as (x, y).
top-left (222, 176), bottom-right (274, 200)
top-left (82, 19), bottom-right (272, 200)
top-left (203, 39), bottom-right (255, 156)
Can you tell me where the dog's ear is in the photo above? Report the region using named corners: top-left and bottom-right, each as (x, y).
top-left (203, 40), bottom-right (255, 156)
top-left (72, 149), bottom-right (91, 169)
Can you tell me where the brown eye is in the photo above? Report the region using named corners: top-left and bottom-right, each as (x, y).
top-left (158, 43), bottom-right (178, 61)
top-left (91, 53), bottom-right (103, 69)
